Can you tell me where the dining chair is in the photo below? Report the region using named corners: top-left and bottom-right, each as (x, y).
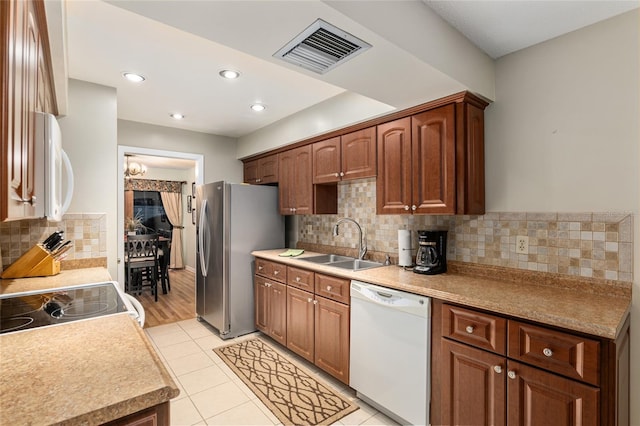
top-left (125, 234), bottom-right (159, 302)
top-left (158, 238), bottom-right (171, 294)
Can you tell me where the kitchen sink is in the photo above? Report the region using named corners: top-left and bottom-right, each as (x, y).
top-left (300, 254), bottom-right (354, 264)
top-left (329, 259), bottom-right (383, 271)
top-left (299, 254), bottom-right (383, 271)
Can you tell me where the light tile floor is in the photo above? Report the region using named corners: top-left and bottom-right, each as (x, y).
top-left (145, 319), bottom-right (400, 426)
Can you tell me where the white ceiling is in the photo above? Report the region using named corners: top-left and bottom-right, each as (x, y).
top-left (62, 0), bottom-right (638, 169)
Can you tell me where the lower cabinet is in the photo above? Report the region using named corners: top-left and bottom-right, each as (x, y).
top-left (255, 259), bottom-right (350, 385)
top-left (103, 402), bottom-right (170, 426)
top-left (434, 300), bottom-right (629, 426)
top-left (254, 277), bottom-right (286, 346)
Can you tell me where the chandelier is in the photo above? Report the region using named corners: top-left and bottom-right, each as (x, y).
top-left (124, 155), bottom-right (147, 178)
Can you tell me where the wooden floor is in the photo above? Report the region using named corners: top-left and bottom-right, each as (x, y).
top-left (134, 268), bottom-right (196, 328)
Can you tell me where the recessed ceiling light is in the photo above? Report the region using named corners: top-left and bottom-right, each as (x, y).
top-left (170, 113), bottom-right (185, 120)
top-left (250, 104), bottom-right (266, 112)
top-left (219, 70), bottom-right (240, 79)
top-left (122, 72), bottom-right (146, 83)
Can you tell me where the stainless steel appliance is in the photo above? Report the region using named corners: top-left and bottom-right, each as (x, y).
top-left (414, 230), bottom-right (447, 275)
top-left (196, 181), bottom-right (284, 339)
top-left (350, 280), bottom-right (431, 425)
top-left (0, 281), bottom-right (139, 334)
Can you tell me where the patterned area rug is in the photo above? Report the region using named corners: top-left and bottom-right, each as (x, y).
top-left (214, 338), bottom-right (358, 425)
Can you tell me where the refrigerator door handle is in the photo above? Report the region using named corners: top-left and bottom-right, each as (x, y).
top-left (198, 198), bottom-right (210, 277)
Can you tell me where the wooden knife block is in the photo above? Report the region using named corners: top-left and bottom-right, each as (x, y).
top-left (1, 245), bottom-right (61, 279)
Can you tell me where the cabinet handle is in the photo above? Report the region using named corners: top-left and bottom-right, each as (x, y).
top-left (507, 371), bottom-right (516, 380)
top-left (411, 205), bottom-right (417, 211)
top-left (493, 365), bottom-right (502, 374)
top-left (465, 325), bottom-right (474, 334)
top-left (256, 178), bottom-right (261, 183)
top-left (326, 285), bottom-right (332, 291)
top-left (404, 205), bottom-right (410, 211)
top-left (543, 348), bottom-right (553, 357)
top-left (265, 282), bottom-right (271, 287)
top-left (296, 276), bottom-right (300, 282)
top-left (339, 172), bottom-right (344, 177)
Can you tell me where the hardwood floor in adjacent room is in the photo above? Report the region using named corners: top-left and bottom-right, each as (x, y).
top-left (135, 268), bottom-right (196, 328)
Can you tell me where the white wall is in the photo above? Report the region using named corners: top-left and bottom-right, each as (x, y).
top-left (118, 120), bottom-right (242, 184)
top-left (57, 79), bottom-right (118, 277)
top-left (484, 10), bottom-right (639, 423)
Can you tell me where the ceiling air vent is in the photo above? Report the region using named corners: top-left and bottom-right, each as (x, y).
top-left (274, 19), bottom-right (371, 74)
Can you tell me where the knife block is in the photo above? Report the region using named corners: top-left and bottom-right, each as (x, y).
top-left (1, 245), bottom-right (61, 279)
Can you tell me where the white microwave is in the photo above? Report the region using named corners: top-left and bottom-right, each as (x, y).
top-left (34, 112), bottom-right (74, 222)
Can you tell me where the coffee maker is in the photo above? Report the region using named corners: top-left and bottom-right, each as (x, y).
top-left (413, 230), bottom-right (447, 275)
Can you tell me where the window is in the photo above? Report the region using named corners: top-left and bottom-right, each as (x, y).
top-left (133, 191), bottom-right (172, 237)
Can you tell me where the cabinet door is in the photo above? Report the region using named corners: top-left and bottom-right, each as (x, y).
top-left (507, 360), bottom-right (599, 426)
top-left (441, 339), bottom-right (506, 426)
top-left (286, 286), bottom-right (314, 362)
top-left (341, 127), bottom-right (376, 180)
top-left (278, 146), bottom-right (312, 215)
top-left (376, 117), bottom-right (412, 214)
top-left (258, 154), bottom-right (278, 184)
top-left (315, 296), bottom-right (350, 384)
top-left (412, 104), bottom-right (456, 214)
top-left (269, 281), bottom-right (287, 346)
top-left (243, 159), bottom-right (259, 184)
top-left (254, 277), bottom-right (269, 333)
top-left (312, 137), bottom-right (341, 184)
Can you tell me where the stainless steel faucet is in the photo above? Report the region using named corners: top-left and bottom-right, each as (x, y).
top-left (333, 218), bottom-right (367, 260)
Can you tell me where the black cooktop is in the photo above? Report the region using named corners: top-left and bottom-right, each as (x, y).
top-left (0, 282), bottom-right (130, 334)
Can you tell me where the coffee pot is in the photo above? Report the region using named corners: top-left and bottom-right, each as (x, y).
top-left (413, 230), bottom-right (447, 275)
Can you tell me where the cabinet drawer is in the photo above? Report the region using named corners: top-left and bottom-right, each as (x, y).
top-left (315, 274), bottom-right (350, 305)
top-left (255, 259), bottom-right (286, 283)
top-left (287, 266), bottom-right (314, 291)
top-left (442, 304), bottom-right (507, 355)
top-left (508, 320), bottom-right (600, 386)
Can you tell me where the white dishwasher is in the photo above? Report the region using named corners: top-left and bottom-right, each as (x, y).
top-left (350, 280), bottom-right (430, 426)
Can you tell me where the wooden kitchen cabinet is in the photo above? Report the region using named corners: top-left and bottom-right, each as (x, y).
top-left (286, 285), bottom-right (315, 362)
top-left (433, 300), bottom-right (630, 426)
top-left (243, 154), bottom-right (278, 185)
top-left (254, 259), bottom-right (287, 345)
top-left (1, 0), bottom-right (56, 222)
top-left (278, 146), bottom-right (312, 215)
top-left (104, 402), bottom-right (170, 426)
top-left (314, 295), bottom-right (350, 384)
top-left (377, 100), bottom-right (485, 215)
top-left (312, 127), bottom-right (376, 184)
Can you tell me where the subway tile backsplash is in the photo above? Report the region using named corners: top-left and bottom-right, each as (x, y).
top-left (298, 178), bottom-right (633, 282)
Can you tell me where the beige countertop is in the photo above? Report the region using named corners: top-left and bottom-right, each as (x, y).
top-left (253, 249), bottom-right (631, 340)
top-left (0, 268), bottom-right (180, 425)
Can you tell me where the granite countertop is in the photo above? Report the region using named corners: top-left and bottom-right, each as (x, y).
top-left (0, 268), bottom-right (180, 424)
top-left (253, 249), bottom-right (632, 340)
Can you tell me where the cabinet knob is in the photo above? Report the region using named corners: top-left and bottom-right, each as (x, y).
top-left (265, 282), bottom-right (271, 287)
top-left (296, 276), bottom-right (300, 282)
top-left (543, 348), bottom-right (553, 357)
top-left (404, 205), bottom-right (410, 211)
top-left (308, 298), bottom-right (313, 303)
top-left (339, 172), bottom-right (344, 177)
top-left (326, 285), bottom-right (332, 291)
top-left (258, 266), bottom-right (263, 270)
top-left (493, 365), bottom-right (502, 374)
top-left (411, 205), bottom-right (417, 211)
top-left (313, 300), bottom-right (318, 305)
top-left (507, 371), bottom-right (516, 380)
top-left (256, 178), bottom-right (261, 183)
top-left (274, 270), bottom-right (279, 275)
top-left (465, 325), bottom-right (475, 334)
top-left (335, 172), bottom-right (339, 177)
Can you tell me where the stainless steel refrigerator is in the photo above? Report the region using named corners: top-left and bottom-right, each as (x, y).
top-left (195, 181), bottom-right (284, 339)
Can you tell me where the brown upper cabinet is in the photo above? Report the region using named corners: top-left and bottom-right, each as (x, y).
top-left (243, 154), bottom-right (278, 185)
top-left (377, 101), bottom-right (485, 215)
top-left (278, 146), bottom-right (312, 215)
top-left (312, 127), bottom-right (376, 184)
top-left (2, 0), bottom-right (57, 222)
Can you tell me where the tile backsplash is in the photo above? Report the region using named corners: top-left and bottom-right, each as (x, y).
top-left (0, 214), bottom-right (107, 270)
top-left (298, 178), bottom-right (633, 282)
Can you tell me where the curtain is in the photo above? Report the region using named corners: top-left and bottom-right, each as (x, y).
top-left (160, 191), bottom-right (185, 269)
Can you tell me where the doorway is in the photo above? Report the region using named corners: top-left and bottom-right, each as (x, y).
top-left (118, 146), bottom-right (203, 322)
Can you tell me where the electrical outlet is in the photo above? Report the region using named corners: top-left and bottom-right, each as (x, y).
top-left (515, 236), bottom-right (529, 254)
